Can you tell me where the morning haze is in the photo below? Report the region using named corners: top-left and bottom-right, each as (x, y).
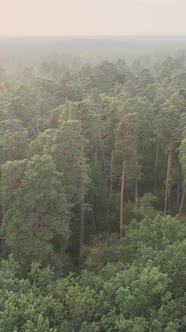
top-left (0, 0), bottom-right (186, 36)
top-left (1, 0), bottom-right (186, 330)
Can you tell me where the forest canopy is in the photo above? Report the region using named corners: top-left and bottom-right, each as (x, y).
top-left (0, 38), bottom-right (186, 331)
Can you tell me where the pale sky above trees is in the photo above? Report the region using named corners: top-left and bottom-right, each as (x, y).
top-left (0, 0), bottom-right (186, 36)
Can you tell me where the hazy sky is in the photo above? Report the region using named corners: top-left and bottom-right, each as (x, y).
top-left (0, 0), bottom-right (186, 36)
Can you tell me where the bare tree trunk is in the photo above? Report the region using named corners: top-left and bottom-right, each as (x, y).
top-left (61, 242), bottom-right (66, 264)
top-left (94, 146), bottom-right (98, 162)
top-left (91, 208), bottom-right (97, 234)
top-left (135, 177), bottom-right (138, 219)
top-left (101, 144), bottom-right (106, 178)
top-left (179, 187), bottom-right (186, 219)
top-left (120, 160), bottom-right (126, 239)
top-left (176, 164), bottom-right (181, 210)
top-left (154, 142), bottom-right (159, 192)
top-left (164, 142), bottom-right (172, 214)
top-left (79, 198), bottom-right (85, 266)
top-left (110, 151), bottom-right (113, 194)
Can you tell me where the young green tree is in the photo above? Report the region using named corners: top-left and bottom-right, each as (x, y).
top-left (30, 119), bottom-right (90, 265)
top-left (1, 155), bottom-right (70, 268)
top-left (55, 120), bottom-right (89, 265)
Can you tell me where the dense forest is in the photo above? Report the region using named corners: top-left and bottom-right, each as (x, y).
top-left (0, 38), bottom-right (186, 331)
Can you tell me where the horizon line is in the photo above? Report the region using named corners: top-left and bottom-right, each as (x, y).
top-left (0, 34), bottom-right (186, 39)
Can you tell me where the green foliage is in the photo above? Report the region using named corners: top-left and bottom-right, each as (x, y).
top-left (138, 193), bottom-right (159, 218)
top-left (0, 214), bottom-right (185, 330)
top-left (1, 155), bottom-right (70, 268)
top-left (1, 49), bottom-right (186, 330)
top-left (0, 119), bottom-right (29, 165)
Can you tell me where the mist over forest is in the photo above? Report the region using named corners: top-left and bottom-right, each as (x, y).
top-left (1, 36), bottom-right (186, 72)
top-left (0, 36), bottom-right (186, 331)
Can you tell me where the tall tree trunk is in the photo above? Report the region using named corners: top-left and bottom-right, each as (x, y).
top-left (90, 208), bottom-right (97, 234)
top-left (120, 160), bottom-right (126, 239)
top-left (179, 187), bottom-right (186, 219)
top-left (154, 141), bottom-right (159, 191)
top-left (110, 150), bottom-right (113, 194)
top-left (94, 146), bottom-right (98, 162)
top-left (135, 177), bottom-right (138, 219)
top-left (164, 141), bottom-right (173, 214)
top-left (101, 144), bottom-right (106, 178)
top-left (176, 164), bottom-right (181, 210)
top-left (61, 241), bottom-right (66, 264)
top-left (79, 198), bottom-right (85, 266)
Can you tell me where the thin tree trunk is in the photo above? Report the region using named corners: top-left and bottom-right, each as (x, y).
top-left (94, 146), bottom-right (98, 162)
top-left (176, 164), bottom-right (181, 210)
top-left (79, 197), bottom-right (85, 266)
top-left (135, 177), bottom-right (138, 219)
top-left (90, 208), bottom-right (97, 234)
top-left (164, 141), bottom-right (173, 214)
top-left (179, 187), bottom-right (186, 219)
top-left (154, 141), bottom-right (159, 191)
top-left (101, 144), bottom-right (106, 178)
top-left (120, 160), bottom-right (126, 239)
top-left (61, 241), bottom-right (66, 264)
top-left (110, 150), bottom-right (113, 194)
